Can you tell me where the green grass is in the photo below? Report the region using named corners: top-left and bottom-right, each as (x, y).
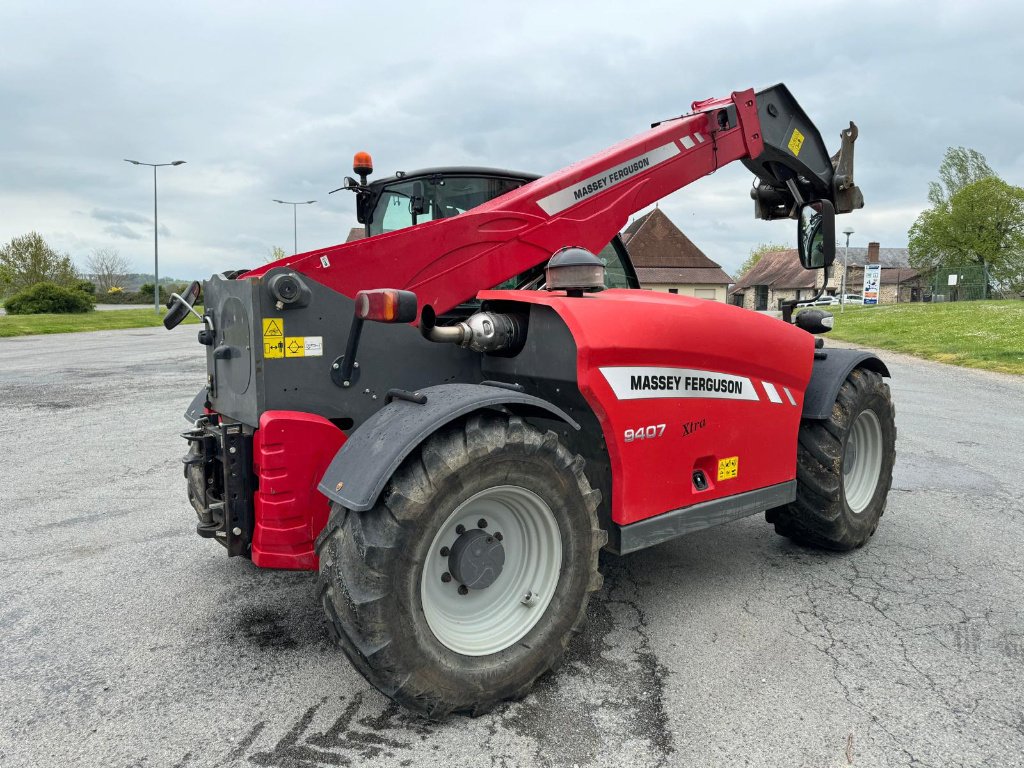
top-left (823, 300), bottom-right (1024, 375)
top-left (0, 307), bottom-right (201, 337)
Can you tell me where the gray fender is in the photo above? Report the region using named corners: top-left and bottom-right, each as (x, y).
top-left (802, 348), bottom-right (891, 420)
top-left (317, 382), bottom-right (580, 512)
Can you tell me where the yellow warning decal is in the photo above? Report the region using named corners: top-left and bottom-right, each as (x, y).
top-left (264, 339), bottom-right (284, 359)
top-left (788, 129), bottom-right (804, 157)
top-left (262, 318), bottom-right (284, 338)
top-left (285, 337), bottom-right (305, 357)
top-left (717, 456), bottom-right (739, 481)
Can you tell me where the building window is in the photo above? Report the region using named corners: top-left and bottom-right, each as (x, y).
top-left (668, 288), bottom-right (679, 294)
top-left (755, 285), bottom-right (768, 311)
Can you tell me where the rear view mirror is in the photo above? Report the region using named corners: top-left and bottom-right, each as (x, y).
top-left (164, 280), bottom-right (202, 330)
top-left (797, 200), bottom-right (836, 269)
top-left (410, 181), bottom-right (428, 216)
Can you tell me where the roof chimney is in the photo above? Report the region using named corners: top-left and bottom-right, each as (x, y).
top-left (868, 242), bottom-right (880, 264)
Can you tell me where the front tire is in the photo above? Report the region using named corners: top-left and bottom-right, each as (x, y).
top-left (316, 412), bottom-right (604, 718)
top-left (767, 367), bottom-right (896, 550)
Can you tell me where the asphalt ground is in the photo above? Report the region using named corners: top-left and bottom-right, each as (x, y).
top-left (1, 327), bottom-right (1022, 768)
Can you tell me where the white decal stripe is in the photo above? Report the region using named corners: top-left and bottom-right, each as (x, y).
top-left (681, 135), bottom-right (695, 149)
top-left (762, 381), bottom-right (783, 404)
top-left (695, 132), bottom-right (705, 143)
top-left (783, 387), bottom-right (797, 406)
top-left (599, 367), bottom-right (760, 401)
top-left (536, 143), bottom-right (680, 216)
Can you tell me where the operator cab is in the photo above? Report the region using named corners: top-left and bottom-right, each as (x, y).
top-left (342, 157), bottom-right (639, 291)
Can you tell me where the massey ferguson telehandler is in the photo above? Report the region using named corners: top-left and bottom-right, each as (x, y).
top-left (166, 84), bottom-right (895, 717)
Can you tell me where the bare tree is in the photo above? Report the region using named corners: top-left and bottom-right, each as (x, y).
top-left (86, 248), bottom-right (131, 293)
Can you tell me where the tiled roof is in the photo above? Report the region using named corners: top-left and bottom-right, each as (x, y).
top-left (729, 250), bottom-right (817, 293)
top-left (839, 247), bottom-right (910, 268)
top-left (623, 209), bottom-right (725, 270)
top-left (636, 267), bottom-right (733, 285)
top-left (346, 227), bottom-right (366, 243)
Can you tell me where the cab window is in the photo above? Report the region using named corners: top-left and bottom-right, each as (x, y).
top-left (368, 175), bottom-right (524, 237)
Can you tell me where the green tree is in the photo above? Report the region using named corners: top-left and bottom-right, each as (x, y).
top-left (0, 232), bottom-right (78, 294)
top-left (927, 147), bottom-right (994, 207)
top-left (266, 245), bottom-right (287, 263)
top-left (737, 242), bottom-right (788, 278)
top-left (909, 148), bottom-right (1024, 294)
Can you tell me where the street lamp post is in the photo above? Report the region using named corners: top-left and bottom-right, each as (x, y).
top-left (273, 200), bottom-right (317, 255)
top-left (841, 226), bottom-right (855, 314)
top-left (124, 159), bottom-right (186, 312)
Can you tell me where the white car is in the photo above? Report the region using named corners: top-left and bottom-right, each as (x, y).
top-left (796, 296), bottom-right (835, 307)
top-left (833, 294), bottom-right (865, 305)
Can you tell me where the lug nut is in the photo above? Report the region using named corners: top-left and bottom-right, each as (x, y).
top-left (440, 546), bottom-right (450, 557)
top-left (494, 532), bottom-right (503, 541)
top-left (458, 585), bottom-right (469, 596)
top-left (455, 524), bottom-right (465, 535)
top-left (441, 572), bottom-right (452, 583)
top-left (477, 519), bottom-right (488, 528)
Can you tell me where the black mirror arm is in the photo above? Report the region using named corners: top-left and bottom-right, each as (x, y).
top-left (168, 293), bottom-right (207, 325)
top-left (781, 264), bottom-right (831, 324)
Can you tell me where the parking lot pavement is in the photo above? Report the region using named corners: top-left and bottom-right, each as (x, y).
top-left (1, 327), bottom-right (1022, 768)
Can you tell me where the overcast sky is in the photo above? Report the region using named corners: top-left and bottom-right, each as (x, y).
top-left (2, 1), bottom-right (1022, 280)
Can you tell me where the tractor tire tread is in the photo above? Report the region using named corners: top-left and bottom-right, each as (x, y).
top-left (768, 367), bottom-right (896, 550)
top-left (316, 412), bottom-right (603, 719)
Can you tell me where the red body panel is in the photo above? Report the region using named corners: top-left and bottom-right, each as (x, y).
top-left (251, 411), bottom-right (346, 569)
top-left (242, 90), bottom-right (762, 318)
top-left (478, 289), bottom-right (814, 525)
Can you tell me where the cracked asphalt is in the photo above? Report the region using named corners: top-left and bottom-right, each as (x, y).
top-left (1, 326), bottom-right (1022, 767)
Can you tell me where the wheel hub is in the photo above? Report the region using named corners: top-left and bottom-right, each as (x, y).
top-left (420, 485), bottom-right (563, 656)
top-left (843, 408), bottom-right (883, 514)
top-left (448, 529), bottom-right (505, 590)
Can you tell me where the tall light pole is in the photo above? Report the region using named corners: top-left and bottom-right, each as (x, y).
top-left (841, 226), bottom-right (855, 314)
top-left (124, 159), bottom-right (186, 312)
top-left (273, 200), bottom-right (316, 255)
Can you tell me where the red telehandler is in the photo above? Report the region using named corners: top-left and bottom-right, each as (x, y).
top-left (166, 84), bottom-right (894, 717)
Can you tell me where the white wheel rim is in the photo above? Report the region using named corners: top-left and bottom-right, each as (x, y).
top-left (843, 409), bottom-right (883, 514)
top-left (420, 485), bottom-right (562, 656)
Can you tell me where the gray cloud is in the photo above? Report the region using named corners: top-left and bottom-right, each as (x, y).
top-left (1, 1), bottom-right (1023, 278)
top-left (103, 224), bottom-right (144, 240)
top-left (92, 208), bottom-right (150, 225)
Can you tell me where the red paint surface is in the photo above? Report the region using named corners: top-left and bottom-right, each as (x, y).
top-left (478, 289), bottom-right (814, 525)
top-left (251, 411), bottom-right (346, 570)
top-left (242, 90), bottom-right (761, 320)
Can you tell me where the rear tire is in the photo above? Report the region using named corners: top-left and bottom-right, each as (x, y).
top-left (316, 412), bottom-right (604, 718)
top-left (767, 367), bottom-right (896, 550)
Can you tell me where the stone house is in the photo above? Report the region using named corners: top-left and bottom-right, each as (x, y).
top-left (728, 250), bottom-right (823, 310)
top-left (730, 242), bottom-right (923, 309)
top-left (621, 209), bottom-right (733, 301)
top-left (834, 242), bottom-right (924, 303)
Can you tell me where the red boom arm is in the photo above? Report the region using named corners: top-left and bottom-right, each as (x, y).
top-left (243, 89), bottom-right (765, 316)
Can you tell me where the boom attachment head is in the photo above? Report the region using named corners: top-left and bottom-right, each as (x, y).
top-left (743, 84), bottom-right (864, 220)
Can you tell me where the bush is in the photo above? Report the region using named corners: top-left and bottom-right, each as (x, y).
top-left (76, 280), bottom-right (97, 295)
top-left (4, 282), bottom-right (95, 314)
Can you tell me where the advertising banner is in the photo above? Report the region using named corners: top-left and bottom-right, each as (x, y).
top-left (863, 263), bottom-right (881, 305)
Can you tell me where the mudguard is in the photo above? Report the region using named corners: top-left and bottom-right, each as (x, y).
top-left (802, 348), bottom-right (890, 420)
top-left (317, 382), bottom-right (580, 512)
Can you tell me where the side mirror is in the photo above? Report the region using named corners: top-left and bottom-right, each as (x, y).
top-left (163, 280), bottom-right (202, 330)
top-left (410, 180), bottom-right (428, 216)
top-left (797, 199), bottom-right (836, 269)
